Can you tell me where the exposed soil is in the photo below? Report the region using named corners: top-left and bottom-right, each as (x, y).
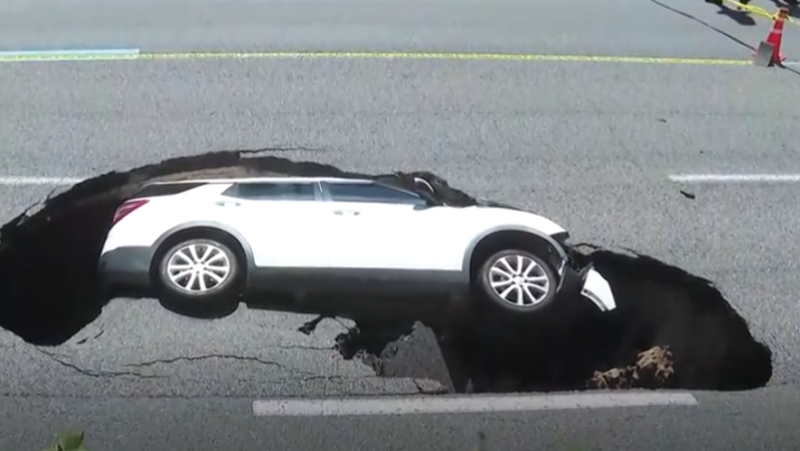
top-left (588, 346), bottom-right (676, 389)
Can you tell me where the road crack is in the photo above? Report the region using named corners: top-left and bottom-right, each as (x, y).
top-left (122, 353), bottom-right (317, 376)
top-left (37, 349), bottom-right (165, 379)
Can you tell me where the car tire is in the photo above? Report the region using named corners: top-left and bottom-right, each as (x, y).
top-left (477, 249), bottom-right (558, 314)
top-left (155, 237), bottom-right (241, 317)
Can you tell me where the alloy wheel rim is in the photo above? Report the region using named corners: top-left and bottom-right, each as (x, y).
top-left (166, 242), bottom-right (231, 293)
top-left (488, 255), bottom-right (550, 307)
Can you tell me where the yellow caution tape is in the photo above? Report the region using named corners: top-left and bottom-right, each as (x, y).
top-left (721, 0), bottom-right (799, 26)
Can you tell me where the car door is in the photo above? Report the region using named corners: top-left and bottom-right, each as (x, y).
top-left (319, 181), bottom-right (456, 271)
top-left (217, 181), bottom-right (333, 268)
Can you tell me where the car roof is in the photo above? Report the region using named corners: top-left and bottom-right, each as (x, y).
top-left (143, 176), bottom-right (375, 186)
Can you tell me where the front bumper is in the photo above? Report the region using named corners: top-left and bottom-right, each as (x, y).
top-left (558, 263), bottom-right (616, 312)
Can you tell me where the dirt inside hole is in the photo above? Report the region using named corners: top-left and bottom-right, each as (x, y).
top-left (0, 149), bottom-right (773, 391)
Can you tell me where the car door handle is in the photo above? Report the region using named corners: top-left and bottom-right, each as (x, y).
top-left (333, 209), bottom-right (360, 216)
top-left (214, 200), bottom-right (241, 207)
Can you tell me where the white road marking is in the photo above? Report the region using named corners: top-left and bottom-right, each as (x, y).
top-left (0, 176), bottom-right (86, 186)
top-left (0, 48), bottom-right (140, 61)
top-left (669, 174), bottom-right (800, 183)
top-left (252, 392), bottom-right (699, 417)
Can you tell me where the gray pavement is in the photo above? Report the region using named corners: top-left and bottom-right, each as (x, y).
top-left (3, 0), bottom-right (800, 449)
top-left (3, 59), bottom-right (800, 384)
top-left (4, 388), bottom-right (800, 451)
top-left (0, 303), bottom-right (445, 399)
top-left (1, 0), bottom-right (799, 59)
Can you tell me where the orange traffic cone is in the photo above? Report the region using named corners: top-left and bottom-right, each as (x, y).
top-left (760, 6), bottom-right (789, 66)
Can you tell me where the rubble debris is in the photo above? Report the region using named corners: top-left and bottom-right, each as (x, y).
top-left (588, 346), bottom-right (676, 389)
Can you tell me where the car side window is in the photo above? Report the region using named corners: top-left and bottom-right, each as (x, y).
top-left (326, 182), bottom-right (425, 205)
top-left (224, 182), bottom-right (317, 201)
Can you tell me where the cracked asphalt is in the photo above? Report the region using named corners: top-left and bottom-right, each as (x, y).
top-left (3, 0), bottom-right (800, 449)
top-left (0, 301), bottom-right (445, 398)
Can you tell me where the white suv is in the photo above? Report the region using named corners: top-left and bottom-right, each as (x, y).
top-left (98, 176), bottom-right (615, 317)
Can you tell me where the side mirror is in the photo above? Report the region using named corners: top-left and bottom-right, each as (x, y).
top-left (413, 177), bottom-right (435, 195)
top-left (412, 178), bottom-right (443, 207)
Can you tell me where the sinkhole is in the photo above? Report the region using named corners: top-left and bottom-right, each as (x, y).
top-left (0, 149), bottom-right (773, 392)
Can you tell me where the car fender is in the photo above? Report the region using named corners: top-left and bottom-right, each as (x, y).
top-left (152, 220), bottom-right (257, 272)
top-left (460, 225), bottom-right (570, 279)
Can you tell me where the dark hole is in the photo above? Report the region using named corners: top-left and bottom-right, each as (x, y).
top-left (0, 149), bottom-right (773, 391)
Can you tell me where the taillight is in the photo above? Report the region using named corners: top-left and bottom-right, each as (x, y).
top-left (111, 199), bottom-right (149, 226)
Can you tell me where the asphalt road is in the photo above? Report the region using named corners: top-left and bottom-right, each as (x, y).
top-left (5, 389), bottom-right (800, 451)
top-left (3, 0), bottom-right (800, 449)
top-left (1, 0), bottom-right (799, 58)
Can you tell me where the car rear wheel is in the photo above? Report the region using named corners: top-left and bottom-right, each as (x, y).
top-left (477, 249), bottom-right (557, 314)
top-left (156, 237), bottom-right (241, 315)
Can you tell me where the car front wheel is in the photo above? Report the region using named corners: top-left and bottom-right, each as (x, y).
top-left (477, 249), bottom-right (558, 314)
